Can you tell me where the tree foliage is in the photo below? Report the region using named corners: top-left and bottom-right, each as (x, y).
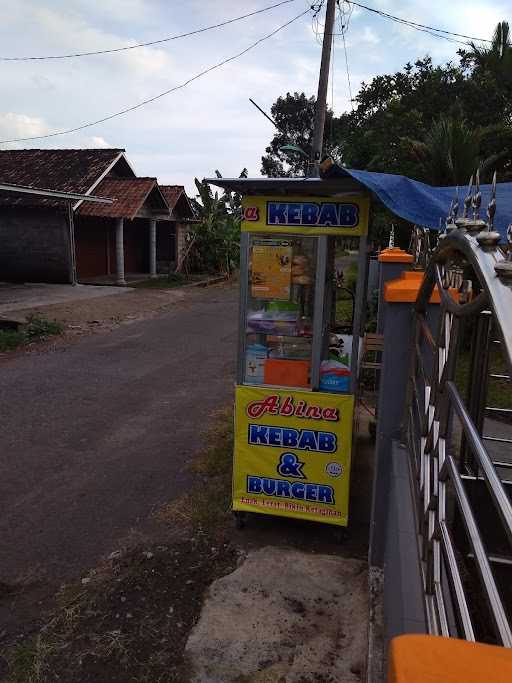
top-left (261, 22), bottom-right (512, 186)
top-left (186, 169), bottom-right (247, 275)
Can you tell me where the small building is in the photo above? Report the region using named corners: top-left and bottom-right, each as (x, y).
top-left (0, 149), bottom-right (195, 284)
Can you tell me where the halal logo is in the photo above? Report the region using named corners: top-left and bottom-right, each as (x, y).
top-left (243, 206), bottom-right (259, 221)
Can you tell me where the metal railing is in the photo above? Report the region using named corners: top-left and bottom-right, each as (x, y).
top-left (405, 188), bottom-right (512, 646)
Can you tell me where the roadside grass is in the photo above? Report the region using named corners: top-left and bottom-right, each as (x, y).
top-left (156, 407), bottom-right (234, 532)
top-left (1, 409), bottom-right (237, 683)
top-left (0, 316), bottom-right (62, 352)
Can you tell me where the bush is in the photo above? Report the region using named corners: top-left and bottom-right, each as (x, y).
top-left (24, 315), bottom-right (63, 341)
top-left (0, 315), bottom-right (62, 352)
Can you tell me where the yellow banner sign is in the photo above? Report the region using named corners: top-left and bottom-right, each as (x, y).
top-left (233, 385), bottom-right (355, 526)
top-left (242, 194), bottom-right (369, 236)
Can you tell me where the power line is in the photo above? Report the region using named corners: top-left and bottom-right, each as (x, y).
top-left (0, 8), bottom-right (311, 145)
top-left (339, 0), bottom-right (354, 109)
top-left (0, 0), bottom-right (299, 61)
top-left (347, 1), bottom-right (492, 46)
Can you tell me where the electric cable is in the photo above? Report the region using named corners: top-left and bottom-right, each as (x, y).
top-left (346, 0), bottom-right (491, 45)
top-left (0, 8), bottom-right (312, 144)
top-left (0, 0), bottom-right (299, 61)
top-left (339, 0), bottom-right (354, 110)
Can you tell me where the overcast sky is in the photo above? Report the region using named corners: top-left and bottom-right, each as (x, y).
top-left (0, 0), bottom-right (507, 195)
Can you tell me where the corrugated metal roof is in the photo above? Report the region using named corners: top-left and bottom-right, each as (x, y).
top-left (78, 177), bottom-right (169, 220)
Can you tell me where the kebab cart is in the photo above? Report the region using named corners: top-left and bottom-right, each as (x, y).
top-left (207, 177), bottom-right (370, 530)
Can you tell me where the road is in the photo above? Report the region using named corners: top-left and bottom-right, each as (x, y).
top-left (0, 285), bottom-right (237, 589)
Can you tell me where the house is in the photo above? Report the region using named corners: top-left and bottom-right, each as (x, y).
top-left (0, 149), bottom-right (196, 284)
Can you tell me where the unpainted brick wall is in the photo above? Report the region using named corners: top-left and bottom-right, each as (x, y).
top-left (0, 207), bottom-right (72, 283)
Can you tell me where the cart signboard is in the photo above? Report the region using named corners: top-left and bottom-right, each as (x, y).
top-left (242, 194), bottom-right (369, 236)
top-left (233, 386), bottom-right (355, 526)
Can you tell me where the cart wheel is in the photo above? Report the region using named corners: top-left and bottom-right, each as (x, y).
top-left (334, 527), bottom-right (348, 544)
top-left (234, 512), bottom-right (247, 530)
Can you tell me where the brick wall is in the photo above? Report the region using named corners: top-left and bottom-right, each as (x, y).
top-left (0, 207), bottom-right (72, 283)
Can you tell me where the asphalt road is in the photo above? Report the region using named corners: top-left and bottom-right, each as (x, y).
top-left (0, 285), bottom-right (237, 588)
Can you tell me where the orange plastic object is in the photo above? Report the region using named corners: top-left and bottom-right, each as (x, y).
top-left (388, 635), bottom-right (512, 683)
top-left (384, 270), bottom-right (459, 304)
top-left (263, 359), bottom-right (310, 388)
top-left (378, 247), bottom-right (414, 263)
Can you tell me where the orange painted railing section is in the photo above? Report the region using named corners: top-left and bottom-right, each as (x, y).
top-left (384, 270), bottom-right (459, 304)
top-left (388, 635), bottom-right (512, 683)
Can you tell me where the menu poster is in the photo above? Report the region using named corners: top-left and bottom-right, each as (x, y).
top-left (251, 240), bottom-right (292, 300)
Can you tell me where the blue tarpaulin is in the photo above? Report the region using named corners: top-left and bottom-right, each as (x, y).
top-left (341, 168), bottom-right (512, 238)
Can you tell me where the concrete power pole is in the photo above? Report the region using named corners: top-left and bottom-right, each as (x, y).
top-left (310, 0), bottom-right (337, 177)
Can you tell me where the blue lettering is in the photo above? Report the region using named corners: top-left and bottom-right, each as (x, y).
top-left (268, 427), bottom-right (281, 446)
top-left (282, 428), bottom-right (299, 448)
top-left (338, 204), bottom-right (358, 227)
top-left (291, 482), bottom-right (305, 499)
top-left (318, 433), bottom-right (337, 452)
top-left (276, 480), bottom-right (291, 497)
top-left (301, 203), bottom-right (319, 225)
top-left (262, 479), bottom-right (276, 495)
top-left (298, 430), bottom-right (318, 451)
top-left (249, 424), bottom-right (268, 444)
top-left (287, 203), bottom-right (302, 225)
top-left (267, 202), bottom-right (287, 224)
top-left (248, 424), bottom-right (336, 453)
top-left (246, 476), bottom-right (335, 505)
top-left (318, 485), bottom-right (335, 504)
top-left (247, 476), bottom-right (262, 493)
top-left (318, 203), bottom-right (338, 226)
top-left (305, 484), bottom-right (318, 501)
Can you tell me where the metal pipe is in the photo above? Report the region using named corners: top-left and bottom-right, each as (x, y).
top-left (446, 455), bottom-right (512, 646)
top-left (447, 380), bottom-right (512, 547)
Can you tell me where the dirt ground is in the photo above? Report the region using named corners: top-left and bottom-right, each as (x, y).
top-left (0, 402), bottom-right (375, 682)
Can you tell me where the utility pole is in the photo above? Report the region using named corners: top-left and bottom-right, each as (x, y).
top-left (310, 0), bottom-right (337, 177)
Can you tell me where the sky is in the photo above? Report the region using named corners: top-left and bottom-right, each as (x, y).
top-left (0, 0), bottom-right (507, 196)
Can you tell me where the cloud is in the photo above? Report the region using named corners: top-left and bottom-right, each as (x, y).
top-left (0, 0), bottom-right (506, 194)
top-left (0, 112), bottom-right (52, 142)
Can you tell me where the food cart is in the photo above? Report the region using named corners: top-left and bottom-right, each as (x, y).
top-left (207, 177), bottom-right (370, 530)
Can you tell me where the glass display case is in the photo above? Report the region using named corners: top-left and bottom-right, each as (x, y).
top-left (239, 232), bottom-right (359, 394)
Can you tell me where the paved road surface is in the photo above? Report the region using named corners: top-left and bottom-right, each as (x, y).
top-left (0, 285), bottom-right (237, 587)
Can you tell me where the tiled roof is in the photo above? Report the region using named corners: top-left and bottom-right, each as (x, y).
top-left (0, 149), bottom-right (125, 207)
top-left (78, 177), bottom-right (169, 220)
top-left (159, 185), bottom-right (196, 219)
top-left (159, 185), bottom-right (184, 210)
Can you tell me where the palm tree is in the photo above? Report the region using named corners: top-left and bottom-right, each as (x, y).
top-left (402, 114), bottom-right (510, 186)
top-left (466, 21), bottom-right (512, 86)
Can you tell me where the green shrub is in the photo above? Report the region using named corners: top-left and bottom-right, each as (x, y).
top-left (0, 315), bottom-right (62, 352)
top-left (24, 315), bottom-right (63, 341)
top-left (0, 330), bottom-right (25, 352)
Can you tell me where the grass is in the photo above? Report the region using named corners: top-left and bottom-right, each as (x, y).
top-left (157, 407), bottom-right (234, 532)
top-left (0, 316), bottom-right (63, 353)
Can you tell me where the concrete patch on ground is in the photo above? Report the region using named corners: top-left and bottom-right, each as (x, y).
top-left (185, 546), bottom-right (368, 683)
top-left (0, 282), bottom-right (131, 314)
